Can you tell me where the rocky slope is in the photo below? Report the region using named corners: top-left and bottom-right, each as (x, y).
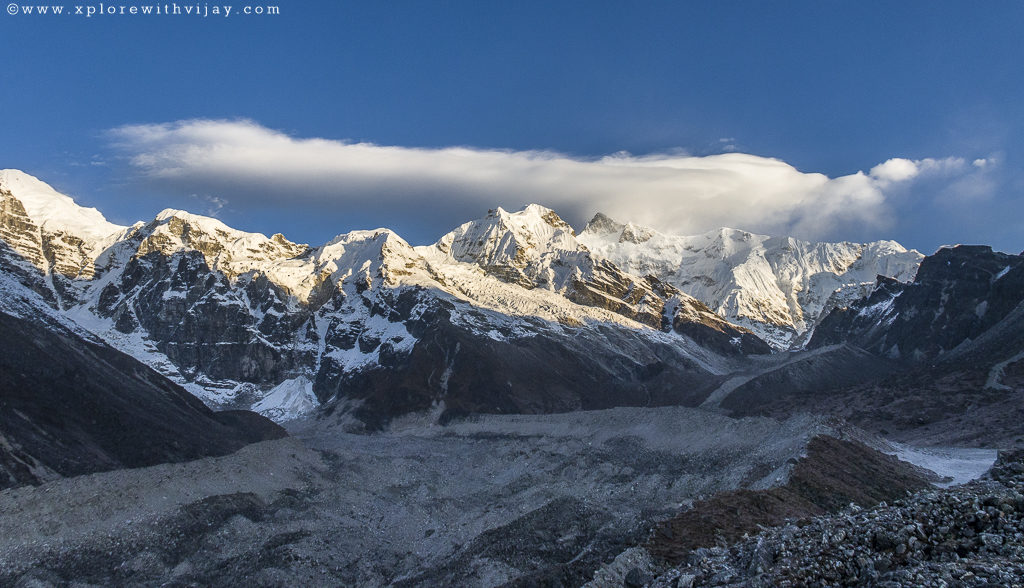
top-left (809, 245), bottom-right (1024, 360)
top-left (578, 213), bottom-right (923, 348)
top-left (0, 270), bottom-right (285, 490)
top-left (641, 449), bottom-right (1024, 587)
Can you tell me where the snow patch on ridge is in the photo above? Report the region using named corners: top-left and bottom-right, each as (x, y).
top-left (890, 444), bottom-right (998, 487)
top-left (253, 376), bottom-right (320, 421)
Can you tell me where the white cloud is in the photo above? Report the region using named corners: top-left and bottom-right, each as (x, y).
top-left (107, 119), bottom-right (991, 241)
top-left (869, 156), bottom-right (971, 187)
top-left (870, 158), bottom-right (920, 183)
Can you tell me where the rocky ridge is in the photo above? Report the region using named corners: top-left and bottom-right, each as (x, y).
top-left (0, 169), bottom-right (927, 425)
top-left (708, 245), bottom-right (1024, 447)
top-left (809, 245), bottom-right (1024, 361)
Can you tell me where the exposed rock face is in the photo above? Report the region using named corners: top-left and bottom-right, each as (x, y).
top-left (810, 245), bottom-right (1024, 361)
top-left (0, 170), bottom-right (128, 307)
top-left (578, 213), bottom-right (923, 348)
top-left (99, 249), bottom-right (314, 384)
top-left (0, 194), bottom-right (47, 271)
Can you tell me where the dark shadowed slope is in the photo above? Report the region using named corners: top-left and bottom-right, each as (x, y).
top-left (0, 308), bottom-right (285, 490)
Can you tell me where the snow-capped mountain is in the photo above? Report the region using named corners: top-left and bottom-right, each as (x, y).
top-left (578, 213), bottom-right (923, 348)
top-left (0, 170), bottom-right (771, 425)
top-left (1, 169), bottom-right (1018, 447)
top-left (0, 170), bottom-right (134, 306)
top-left (418, 204), bottom-right (767, 353)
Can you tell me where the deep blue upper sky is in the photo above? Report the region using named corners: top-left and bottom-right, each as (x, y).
top-left (1, 1), bottom-right (1022, 252)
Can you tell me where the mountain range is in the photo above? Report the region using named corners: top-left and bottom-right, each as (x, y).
top-left (0, 169), bottom-right (935, 426)
top-left (1, 166), bottom-right (1022, 441)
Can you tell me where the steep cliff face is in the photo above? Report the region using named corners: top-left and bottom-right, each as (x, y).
top-left (578, 213), bottom-right (923, 348)
top-left (809, 245), bottom-right (1024, 361)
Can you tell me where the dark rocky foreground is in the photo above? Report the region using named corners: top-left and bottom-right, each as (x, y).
top-left (634, 450), bottom-right (1024, 587)
top-left (645, 435), bottom-right (934, 563)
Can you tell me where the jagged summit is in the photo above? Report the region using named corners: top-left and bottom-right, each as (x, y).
top-left (151, 207), bottom-right (307, 249)
top-left (432, 204), bottom-right (578, 271)
top-left (578, 212), bottom-right (923, 347)
top-left (0, 182), bottom-right (776, 423)
top-left (582, 212), bottom-right (625, 236)
top-left (325, 226), bottom-right (398, 243)
top-left (0, 171), bottom-right (922, 352)
top-left (0, 172), bottom-right (938, 424)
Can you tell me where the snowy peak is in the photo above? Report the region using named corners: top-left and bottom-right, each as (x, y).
top-left (145, 208), bottom-right (308, 260)
top-left (131, 215), bottom-right (438, 307)
top-left (0, 170), bottom-right (131, 293)
top-left (582, 212), bottom-right (625, 237)
top-left (0, 174), bottom-right (774, 427)
top-left (0, 169), bottom-right (124, 240)
top-left (132, 208), bottom-right (313, 296)
top-left (312, 228), bottom-right (437, 295)
top-left (431, 204), bottom-right (579, 284)
top-left (578, 213), bottom-right (924, 348)
top-left (419, 205), bottom-right (764, 336)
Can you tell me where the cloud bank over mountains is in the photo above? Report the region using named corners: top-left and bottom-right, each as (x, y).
top-left (109, 119), bottom-right (996, 243)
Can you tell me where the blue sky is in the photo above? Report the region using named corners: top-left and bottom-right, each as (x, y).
top-left (1, 1), bottom-right (1022, 253)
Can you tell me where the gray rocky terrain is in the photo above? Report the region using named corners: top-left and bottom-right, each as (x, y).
top-left (0, 407), bottom-right (928, 587)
